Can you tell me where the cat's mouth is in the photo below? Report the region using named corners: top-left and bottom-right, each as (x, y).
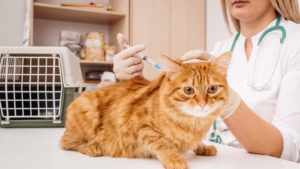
top-left (178, 104), bottom-right (215, 117)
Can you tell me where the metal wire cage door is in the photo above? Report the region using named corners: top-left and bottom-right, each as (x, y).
top-left (0, 53), bottom-right (64, 125)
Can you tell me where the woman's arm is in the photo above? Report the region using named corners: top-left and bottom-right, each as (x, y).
top-left (223, 44), bottom-right (300, 161)
top-left (224, 101), bottom-right (283, 157)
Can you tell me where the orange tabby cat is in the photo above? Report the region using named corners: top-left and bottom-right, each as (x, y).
top-left (60, 52), bottom-right (231, 169)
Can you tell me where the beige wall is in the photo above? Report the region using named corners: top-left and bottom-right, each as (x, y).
top-left (170, 0), bottom-right (206, 56)
top-left (130, 0), bottom-right (206, 80)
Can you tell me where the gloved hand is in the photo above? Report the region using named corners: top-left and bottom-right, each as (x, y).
top-left (221, 87), bottom-right (241, 119)
top-left (181, 49), bottom-right (241, 119)
top-left (113, 33), bottom-right (145, 80)
top-left (181, 49), bottom-right (212, 63)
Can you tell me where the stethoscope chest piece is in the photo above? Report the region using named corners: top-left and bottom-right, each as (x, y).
top-left (247, 82), bottom-right (271, 91)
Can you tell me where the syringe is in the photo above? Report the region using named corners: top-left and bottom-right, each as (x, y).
top-left (124, 44), bottom-right (161, 70)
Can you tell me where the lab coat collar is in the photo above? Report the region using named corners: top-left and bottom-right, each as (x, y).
top-left (239, 16), bottom-right (286, 46)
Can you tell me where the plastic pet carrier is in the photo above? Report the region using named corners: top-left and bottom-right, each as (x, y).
top-left (0, 47), bottom-right (83, 127)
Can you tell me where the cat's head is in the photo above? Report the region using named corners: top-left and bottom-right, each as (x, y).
top-left (85, 32), bottom-right (104, 40)
top-left (160, 52), bottom-right (231, 119)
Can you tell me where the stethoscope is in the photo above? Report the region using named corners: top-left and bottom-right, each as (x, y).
top-left (232, 15), bottom-right (286, 91)
top-left (209, 16), bottom-right (287, 144)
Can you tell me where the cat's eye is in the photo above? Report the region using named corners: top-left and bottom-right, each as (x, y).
top-left (207, 85), bottom-right (218, 94)
top-left (183, 86), bottom-right (194, 95)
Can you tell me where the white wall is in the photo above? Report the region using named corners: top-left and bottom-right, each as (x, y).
top-left (0, 0), bottom-right (26, 46)
top-left (206, 0), bottom-right (229, 51)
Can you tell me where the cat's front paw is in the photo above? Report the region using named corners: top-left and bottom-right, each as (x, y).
top-left (194, 144), bottom-right (217, 156)
top-left (78, 143), bottom-right (102, 157)
top-left (162, 155), bottom-right (188, 169)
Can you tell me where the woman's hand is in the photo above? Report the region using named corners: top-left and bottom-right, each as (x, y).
top-left (221, 87), bottom-right (241, 119)
top-left (181, 49), bottom-right (212, 63)
top-left (113, 33), bottom-right (145, 80)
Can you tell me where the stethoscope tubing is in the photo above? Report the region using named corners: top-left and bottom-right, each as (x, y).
top-left (230, 16), bottom-right (286, 91)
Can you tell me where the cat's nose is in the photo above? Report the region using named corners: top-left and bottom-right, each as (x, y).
top-left (199, 103), bottom-right (206, 109)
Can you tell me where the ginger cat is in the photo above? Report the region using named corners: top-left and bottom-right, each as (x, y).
top-left (60, 52), bottom-right (231, 169)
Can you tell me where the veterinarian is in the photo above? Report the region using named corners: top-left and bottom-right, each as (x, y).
top-left (113, 0), bottom-right (300, 162)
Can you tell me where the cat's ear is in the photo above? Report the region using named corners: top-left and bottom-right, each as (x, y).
top-left (160, 55), bottom-right (181, 73)
top-left (211, 51), bottom-right (231, 76)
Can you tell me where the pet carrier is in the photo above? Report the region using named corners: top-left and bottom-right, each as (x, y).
top-left (0, 47), bottom-right (83, 127)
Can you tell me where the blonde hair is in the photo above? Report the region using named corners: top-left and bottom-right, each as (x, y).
top-left (221, 0), bottom-right (300, 33)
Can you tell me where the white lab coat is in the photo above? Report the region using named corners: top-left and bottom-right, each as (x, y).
top-left (210, 17), bottom-right (300, 162)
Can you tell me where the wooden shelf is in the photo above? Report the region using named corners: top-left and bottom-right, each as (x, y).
top-left (34, 2), bottom-right (126, 24)
top-left (80, 60), bottom-right (113, 66)
top-left (84, 80), bottom-right (100, 83)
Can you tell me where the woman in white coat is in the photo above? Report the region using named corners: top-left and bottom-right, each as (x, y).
top-left (113, 0), bottom-right (300, 162)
